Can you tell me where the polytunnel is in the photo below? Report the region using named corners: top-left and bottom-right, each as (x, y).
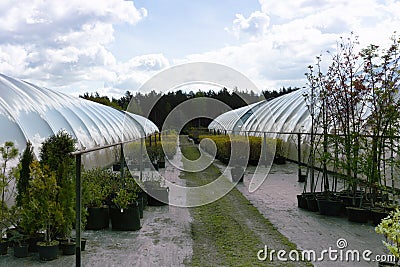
top-left (208, 88), bottom-right (312, 162)
top-left (0, 73), bottom-right (158, 168)
top-left (209, 88), bottom-right (311, 140)
top-left (208, 100), bottom-right (265, 134)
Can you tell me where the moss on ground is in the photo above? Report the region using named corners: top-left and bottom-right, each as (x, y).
top-left (181, 142), bottom-right (311, 267)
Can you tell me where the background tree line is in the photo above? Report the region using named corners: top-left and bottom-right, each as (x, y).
top-left (80, 87), bottom-right (299, 130)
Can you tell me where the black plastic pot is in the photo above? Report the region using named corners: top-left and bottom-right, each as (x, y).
top-left (37, 241), bottom-right (59, 261)
top-left (113, 163), bottom-right (121, 171)
top-left (346, 207), bottom-right (370, 223)
top-left (146, 187), bottom-right (169, 206)
top-left (86, 206), bottom-right (109, 230)
top-left (61, 241), bottom-right (76, 255)
top-left (231, 166), bottom-right (244, 183)
top-left (138, 191), bottom-right (148, 208)
top-left (27, 233), bottom-right (45, 252)
top-left (13, 244), bottom-right (28, 258)
top-left (158, 160), bottom-right (166, 168)
top-left (317, 198), bottom-right (343, 216)
top-left (298, 174), bottom-right (307, 183)
top-left (0, 240), bottom-right (8, 255)
top-left (138, 197), bottom-right (144, 219)
top-left (273, 156), bottom-right (286, 165)
top-left (152, 162), bottom-right (159, 170)
top-left (371, 209), bottom-right (389, 226)
top-left (305, 195), bottom-right (319, 212)
top-left (71, 238), bottom-right (86, 251)
top-left (110, 205), bottom-right (141, 231)
top-left (297, 194), bottom-right (308, 209)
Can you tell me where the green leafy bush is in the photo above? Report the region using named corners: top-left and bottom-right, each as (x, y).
top-left (198, 135), bottom-right (283, 165)
top-left (376, 208), bottom-right (400, 261)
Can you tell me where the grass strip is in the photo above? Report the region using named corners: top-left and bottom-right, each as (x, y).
top-left (181, 143), bottom-right (311, 267)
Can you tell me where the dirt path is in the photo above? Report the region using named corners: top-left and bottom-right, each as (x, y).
top-left (180, 139), bottom-right (310, 267)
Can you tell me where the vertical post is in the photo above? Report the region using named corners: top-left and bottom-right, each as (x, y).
top-left (263, 132), bottom-right (267, 166)
top-left (224, 130), bottom-right (227, 136)
top-left (159, 132), bottom-right (161, 141)
top-left (149, 135), bottom-right (152, 147)
top-left (120, 143), bottom-right (125, 187)
top-left (75, 154), bottom-right (82, 267)
top-left (140, 138), bottom-right (143, 181)
top-left (297, 133), bottom-right (302, 182)
top-left (155, 133), bottom-right (157, 145)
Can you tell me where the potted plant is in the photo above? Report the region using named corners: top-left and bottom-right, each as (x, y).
top-left (152, 143), bottom-right (166, 169)
top-left (0, 141), bottom-right (19, 255)
top-left (21, 161), bottom-right (62, 261)
top-left (376, 208), bottom-right (400, 266)
top-left (125, 174), bottom-right (145, 219)
top-left (144, 180), bottom-right (169, 206)
top-left (273, 138), bottom-right (287, 164)
top-left (109, 188), bottom-right (141, 231)
top-left (82, 168), bottom-right (112, 230)
top-left (9, 231), bottom-right (28, 258)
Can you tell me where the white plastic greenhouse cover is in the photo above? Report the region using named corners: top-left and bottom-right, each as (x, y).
top-left (0, 73), bottom-right (158, 166)
top-left (209, 88), bottom-right (311, 141)
top-left (208, 101), bottom-right (265, 133)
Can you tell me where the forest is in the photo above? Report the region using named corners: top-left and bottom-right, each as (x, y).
top-left (80, 87), bottom-right (299, 130)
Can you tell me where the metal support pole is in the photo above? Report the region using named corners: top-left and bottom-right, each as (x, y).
top-left (149, 135), bottom-right (152, 146)
top-left (75, 154), bottom-right (82, 267)
top-left (155, 133), bottom-right (157, 145)
top-left (140, 138), bottom-right (143, 181)
top-left (297, 133), bottom-right (302, 182)
top-left (159, 132), bottom-right (161, 141)
top-left (263, 132), bottom-right (267, 166)
top-left (120, 144), bottom-right (125, 187)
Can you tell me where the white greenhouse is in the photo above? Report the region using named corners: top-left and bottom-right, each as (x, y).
top-left (0, 73), bottom-right (158, 167)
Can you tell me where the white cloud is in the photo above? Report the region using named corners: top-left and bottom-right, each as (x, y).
top-left (0, 0), bottom-right (150, 95)
top-left (182, 0), bottom-right (400, 92)
top-left (1, 0), bottom-right (400, 98)
top-left (229, 11), bottom-right (270, 39)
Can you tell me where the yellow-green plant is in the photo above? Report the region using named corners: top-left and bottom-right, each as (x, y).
top-left (82, 168), bottom-right (113, 208)
top-left (20, 161), bottom-right (63, 244)
top-left (376, 208), bottom-right (400, 262)
top-left (113, 188), bottom-right (137, 210)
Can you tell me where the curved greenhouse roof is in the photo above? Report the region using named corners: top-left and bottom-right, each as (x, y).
top-left (208, 101), bottom-right (265, 133)
top-left (0, 73), bottom-right (158, 163)
top-left (209, 88), bottom-right (311, 141)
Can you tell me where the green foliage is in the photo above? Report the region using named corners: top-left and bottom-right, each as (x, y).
top-left (39, 130), bottom-right (76, 239)
top-left (112, 188), bottom-right (137, 210)
top-left (305, 33), bottom-right (400, 198)
top-left (376, 208), bottom-right (400, 261)
top-left (198, 135), bottom-right (280, 165)
top-left (0, 141), bottom-right (18, 224)
top-left (82, 168), bottom-right (114, 208)
top-left (80, 89), bottom-right (266, 130)
top-left (8, 230), bottom-right (26, 246)
top-left (20, 161), bottom-right (63, 243)
top-left (145, 132), bottom-right (178, 162)
top-left (16, 141), bottom-right (34, 207)
top-left (39, 130), bottom-right (76, 183)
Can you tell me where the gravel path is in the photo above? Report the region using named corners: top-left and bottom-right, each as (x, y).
top-left (213, 160), bottom-right (390, 267)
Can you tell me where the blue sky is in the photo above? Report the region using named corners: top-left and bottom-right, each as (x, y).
top-left (0, 0), bottom-right (399, 97)
top-left (111, 0), bottom-right (259, 59)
